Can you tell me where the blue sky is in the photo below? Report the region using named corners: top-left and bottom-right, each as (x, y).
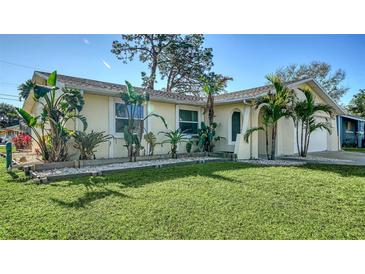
top-left (0, 34), bottom-right (364, 108)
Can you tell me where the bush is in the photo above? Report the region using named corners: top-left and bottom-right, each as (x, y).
top-left (12, 132), bottom-right (31, 150)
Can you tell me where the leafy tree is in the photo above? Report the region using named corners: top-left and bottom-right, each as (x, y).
top-left (244, 75), bottom-right (292, 160)
top-left (290, 88), bottom-right (333, 157)
top-left (111, 35), bottom-right (179, 90)
top-left (347, 89), bottom-right (365, 117)
top-left (274, 61), bottom-right (348, 102)
top-left (18, 80), bottom-right (36, 100)
top-left (73, 130), bottom-right (111, 160)
top-left (120, 81), bottom-right (167, 161)
top-left (0, 103), bottom-right (19, 128)
top-left (159, 129), bottom-right (188, 158)
top-left (159, 35), bottom-right (213, 93)
top-left (17, 71), bottom-right (87, 162)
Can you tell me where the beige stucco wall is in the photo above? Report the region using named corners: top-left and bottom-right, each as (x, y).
top-left (147, 101), bottom-right (177, 155)
top-left (80, 93), bottom-right (110, 158)
top-left (214, 102), bottom-right (245, 152)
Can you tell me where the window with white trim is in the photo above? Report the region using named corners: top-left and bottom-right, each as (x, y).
top-left (179, 109), bottom-right (198, 134)
top-left (115, 103), bottom-right (144, 133)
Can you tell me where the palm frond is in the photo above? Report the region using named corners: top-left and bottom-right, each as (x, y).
top-left (244, 127), bottom-right (264, 143)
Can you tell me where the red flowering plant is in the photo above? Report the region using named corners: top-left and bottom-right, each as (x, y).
top-left (12, 132), bottom-right (32, 150)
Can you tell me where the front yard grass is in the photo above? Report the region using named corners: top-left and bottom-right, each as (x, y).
top-left (1, 157), bottom-right (365, 239)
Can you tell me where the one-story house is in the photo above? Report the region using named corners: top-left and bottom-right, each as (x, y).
top-left (22, 71), bottom-right (345, 159)
top-left (338, 114), bottom-right (365, 148)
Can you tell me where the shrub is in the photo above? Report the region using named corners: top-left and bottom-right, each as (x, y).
top-left (12, 132), bottom-right (31, 150)
top-left (73, 131), bottom-right (111, 160)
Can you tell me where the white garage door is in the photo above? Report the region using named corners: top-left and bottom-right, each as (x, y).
top-left (307, 117), bottom-right (328, 152)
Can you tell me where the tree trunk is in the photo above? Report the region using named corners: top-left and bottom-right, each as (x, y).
top-left (207, 94), bottom-right (214, 125)
top-left (295, 120), bottom-right (300, 157)
top-left (303, 119), bottom-right (309, 157)
top-left (271, 123), bottom-right (277, 160)
top-left (265, 125), bottom-right (269, 160)
top-left (148, 54), bottom-right (158, 90)
top-left (300, 120), bottom-right (304, 157)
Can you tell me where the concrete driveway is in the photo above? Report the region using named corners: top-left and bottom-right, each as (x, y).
top-left (281, 150), bottom-right (365, 165)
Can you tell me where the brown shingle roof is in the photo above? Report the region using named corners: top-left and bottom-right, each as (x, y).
top-left (35, 71), bottom-right (205, 105)
top-left (34, 71), bottom-right (307, 105)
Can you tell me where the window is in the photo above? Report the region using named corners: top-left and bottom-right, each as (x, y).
top-left (179, 109), bottom-right (198, 134)
top-left (231, 111), bottom-right (241, 142)
top-left (115, 103), bottom-right (143, 133)
top-left (346, 121), bottom-right (353, 132)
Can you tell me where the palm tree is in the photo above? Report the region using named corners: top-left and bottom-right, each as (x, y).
top-left (159, 129), bottom-right (188, 158)
top-left (244, 75), bottom-right (292, 160)
top-left (201, 72), bottom-right (233, 125)
top-left (18, 80), bottom-right (36, 100)
top-left (291, 88), bottom-right (333, 157)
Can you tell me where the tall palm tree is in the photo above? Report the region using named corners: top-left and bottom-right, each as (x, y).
top-left (201, 72), bottom-right (233, 125)
top-left (244, 75), bottom-right (292, 160)
top-left (291, 88), bottom-right (333, 157)
top-left (18, 80), bottom-right (36, 100)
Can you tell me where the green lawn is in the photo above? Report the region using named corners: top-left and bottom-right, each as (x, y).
top-left (1, 157), bottom-right (365, 239)
top-left (343, 147), bottom-right (365, 153)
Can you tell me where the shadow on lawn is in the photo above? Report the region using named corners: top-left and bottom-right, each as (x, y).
top-left (50, 188), bottom-right (129, 209)
top-left (50, 162), bottom-right (248, 190)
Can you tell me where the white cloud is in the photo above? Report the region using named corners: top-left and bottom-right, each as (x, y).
top-left (83, 38), bottom-right (90, 45)
top-left (102, 59), bottom-right (111, 69)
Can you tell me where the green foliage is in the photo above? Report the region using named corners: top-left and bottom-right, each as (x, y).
top-left (0, 103), bottom-right (19, 128)
top-left (274, 61), bottom-right (348, 102)
top-left (347, 89), bottom-right (365, 118)
top-left (159, 35), bottom-right (213, 93)
top-left (244, 75), bottom-right (292, 160)
top-left (112, 35), bottom-right (180, 89)
top-left (159, 129), bottom-right (188, 158)
top-left (73, 131), bottom-right (111, 160)
top-left (291, 88), bottom-right (333, 157)
top-left (185, 140), bottom-right (193, 153)
top-left (17, 79), bottom-right (36, 100)
top-left (120, 81), bottom-right (167, 161)
top-left (17, 71), bottom-right (87, 162)
top-left (195, 122), bottom-right (223, 152)
top-left (144, 131), bottom-right (161, 156)
top-left (200, 72), bottom-right (233, 125)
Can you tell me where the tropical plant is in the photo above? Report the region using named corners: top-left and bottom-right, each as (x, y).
top-left (144, 131), bottom-right (161, 156)
top-left (185, 140), bottom-right (193, 154)
top-left (16, 71), bottom-right (87, 162)
top-left (73, 130), bottom-right (111, 160)
top-left (195, 122), bottom-right (223, 152)
top-left (201, 72), bottom-right (233, 125)
top-left (120, 81), bottom-right (167, 161)
top-left (159, 129), bottom-right (188, 158)
top-left (18, 80), bottom-right (37, 100)
top-left (291, 87), bottom-right (333, 157)
top-left (244, 75), bottom-right (293, 160)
